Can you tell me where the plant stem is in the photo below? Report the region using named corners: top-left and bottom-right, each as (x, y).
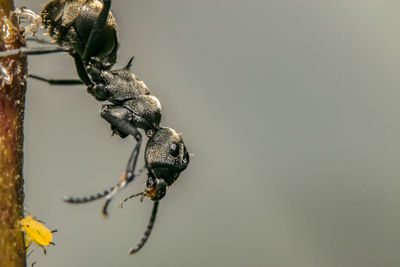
top-left (0, 0), bottom-right (27, 266)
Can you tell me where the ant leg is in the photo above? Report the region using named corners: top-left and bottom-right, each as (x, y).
top-left (72, 54), bottom-right (92, 85)
top-left (83, 0), bottom-right (111, 61)
top-left (100, 104), bottom-right (142, 216)
top-left (26, 36), bottom-right (54, 44)
top-left (63, 166), bottom-right (145, 204)
top-left (129, 201), bottom-right (159, 254)
top-left (29, 74), bottom-right (83, 85)
top-left (0, 46), bottom-right (71, 57)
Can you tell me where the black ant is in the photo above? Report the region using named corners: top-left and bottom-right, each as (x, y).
top-left (0, 0), bottom-right (190, 254)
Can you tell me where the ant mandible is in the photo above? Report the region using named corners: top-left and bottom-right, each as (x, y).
top-left (0, 0), bottom-right (190, 254)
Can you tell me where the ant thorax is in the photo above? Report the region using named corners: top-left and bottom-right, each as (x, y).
top-left (100, 68), bottom-right (150, 101)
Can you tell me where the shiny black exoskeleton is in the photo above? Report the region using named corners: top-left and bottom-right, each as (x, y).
top-left (0, 0), bottom-right (189, 254)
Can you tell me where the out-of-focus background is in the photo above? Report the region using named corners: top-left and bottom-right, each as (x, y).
top-left (14, 0), bottom-right (400, 266)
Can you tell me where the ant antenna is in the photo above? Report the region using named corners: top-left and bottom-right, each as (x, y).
top-left (129, 201), bottom-right (159, 254)
top-left (64, 184), bottom-right (117, 203)
top-left (102, 151), bottom-right (145, 216)
top-left (64, 166), bottom-right (145, 204)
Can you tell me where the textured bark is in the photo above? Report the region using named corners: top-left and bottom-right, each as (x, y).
top-left (0, 0), bottom-right (27, 266)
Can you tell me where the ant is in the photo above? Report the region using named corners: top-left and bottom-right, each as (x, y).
top-left (0, 0), bottom-right (190, 254)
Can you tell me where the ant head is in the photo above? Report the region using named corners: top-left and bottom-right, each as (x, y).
top-left (145, 127), bottom-right (189, 187)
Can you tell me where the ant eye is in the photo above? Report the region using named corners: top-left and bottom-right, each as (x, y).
top-left (169, 142), bottom-right (180, 157)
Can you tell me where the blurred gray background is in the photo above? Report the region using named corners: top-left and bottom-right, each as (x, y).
top-left (14, 0), bottom-right (400, 266)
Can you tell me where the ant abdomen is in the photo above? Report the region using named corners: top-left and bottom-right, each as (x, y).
top-left (41, 0), bottom-right (118, 68)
